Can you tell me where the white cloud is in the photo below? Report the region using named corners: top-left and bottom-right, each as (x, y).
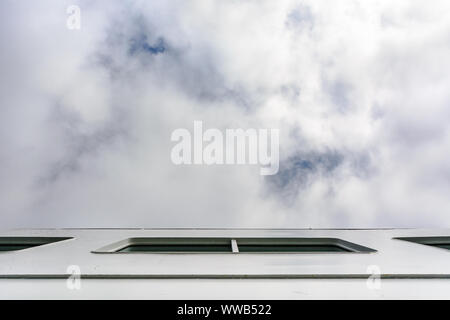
top-left (1, 0), bottom-right (450, 228)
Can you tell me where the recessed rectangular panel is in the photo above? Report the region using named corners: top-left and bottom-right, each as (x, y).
top-left (93, 237), bottom-right (375, 253)
top-left (0, 237), bottom-right (72, 252)
top-left (395, 236), bottom-right (450, 251)
top-left (235, 238), bottom-right (372, 253)
top-left (118, 244), bottom-right (232, 253)
top-left (94, 238), bottom-right (233, 253)
top-left (0, 244), bottom-right (41, 251)
top-left (433, 244), bottom-right (450, 250)
top-left (237, 244), bottom-right (351, 253)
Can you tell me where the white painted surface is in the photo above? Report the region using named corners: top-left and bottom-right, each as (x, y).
top-left (0, 228), bottom-right (449, 298)
top-left (1, 279), bottom-right (450, 299)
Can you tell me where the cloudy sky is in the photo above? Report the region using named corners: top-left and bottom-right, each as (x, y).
top-left (1, 0), bottom-right (450, 228)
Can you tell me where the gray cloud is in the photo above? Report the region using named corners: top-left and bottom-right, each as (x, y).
top-left (1, 0), bottom-right (450, 228)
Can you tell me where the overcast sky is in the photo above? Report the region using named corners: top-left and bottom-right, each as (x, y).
top-left (1, 0), bottom-right (450, 228)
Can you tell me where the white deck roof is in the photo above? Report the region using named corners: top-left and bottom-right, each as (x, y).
top-left (0, 228), bottom-right (449, 278)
